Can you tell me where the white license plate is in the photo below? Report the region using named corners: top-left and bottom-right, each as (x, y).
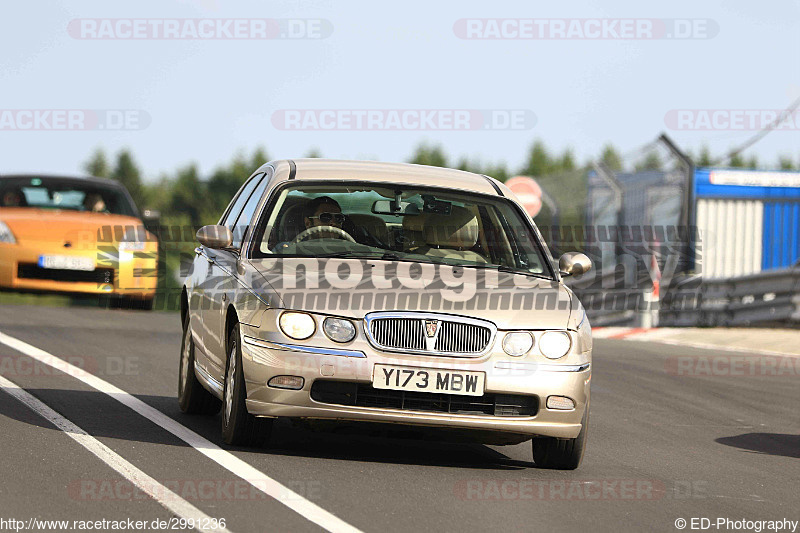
top-left (38, 255), bottom-right (95, 271)
top-left (372, 364), bottom-right (485, 397)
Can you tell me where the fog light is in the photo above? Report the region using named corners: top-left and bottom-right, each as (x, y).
top-left (267, 375), bottom-right (304, 390)
top-left (546, 395), bottom-right (575, 410)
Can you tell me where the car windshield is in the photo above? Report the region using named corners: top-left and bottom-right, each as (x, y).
top-left (253, 182), bottom-right (553, 278)
top-left (0, 177), bottom-right (137, 216)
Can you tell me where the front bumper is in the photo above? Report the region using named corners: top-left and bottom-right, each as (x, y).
top-left (0, 243), bottom-right (157, 297)
top-left (240, 324), bottom-right (591, 440)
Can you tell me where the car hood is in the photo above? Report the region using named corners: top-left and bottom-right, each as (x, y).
top-left (248, 257), bottom-right (573, 330)
top-left (0, 208), bottom-right (145, 246)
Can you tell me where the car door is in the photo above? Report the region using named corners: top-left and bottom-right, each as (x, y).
top-left (200, 170), bottom-right (271, 382)
top-left (192, 171), bottom-right (264, 380)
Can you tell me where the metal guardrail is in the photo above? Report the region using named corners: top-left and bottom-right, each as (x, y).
top-left (567, 268), bottom-right (654, 327)
top-left (659, 266), bottom-right (800, 327)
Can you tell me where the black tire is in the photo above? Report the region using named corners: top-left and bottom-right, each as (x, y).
top-left (221, 323), bottom-right (273, 447)
top-left (532, 406), bottom-right (589, 470)
top-left (178, 312), bottom-right (221, 415)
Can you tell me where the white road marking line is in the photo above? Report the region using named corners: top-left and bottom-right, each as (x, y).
top-left (0, 374), bottom-right (231, 533)
top-left (0, 331), bottom-right (363, 533)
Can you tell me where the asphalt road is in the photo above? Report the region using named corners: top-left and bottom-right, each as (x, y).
top-left (0, 304), bottom-right (797, 533)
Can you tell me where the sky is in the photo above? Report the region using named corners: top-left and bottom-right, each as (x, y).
top-left (1, 0), bottom-right (798, 181)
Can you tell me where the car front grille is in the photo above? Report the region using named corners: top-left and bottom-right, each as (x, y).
top-left (310, 380), bottom-right (538, 418)
top-left (17, 263), bottom-right (114, 284)
top-left (367, 313), bottom-right (494, 356)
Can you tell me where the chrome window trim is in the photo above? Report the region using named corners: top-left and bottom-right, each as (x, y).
top-left (243, 335), bottom-right (366, 358)
top-left (363, 311), bottom-right (497, 358)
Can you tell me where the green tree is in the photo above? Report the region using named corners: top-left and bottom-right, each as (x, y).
top-left (84, 148), bottom-right (110, 178)
top-left (635, 151), bottom-right (663, 171)
top-left (169, 164), bottom-right (209, 226)
top-left (599, 144), bottom-right (623, 171)
top-left (484, 162), bottom-right (510, 182)
top-left (729, 153), bottom-right (745, 168)
top-left (110, 149), bottom-right (145, 209)
top-left (407, 143), bottom-right (448, 167)
top-left (251, 147), bottom-right (269, 168)
top-left (696, 145), bottom-right (713, 167)
top-left (521, 140), bottom-right (551, 177)
top-left (778, 155), bottom-right (796, 170)
top-left (557, 148), bottom-right (576, 172)
top-left (746, 155), bottom-right (759, 170)
top-left (304, 148), bottom-right (323, 158)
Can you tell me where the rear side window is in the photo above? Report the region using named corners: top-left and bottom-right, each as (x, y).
top-left (231, 170), bottom-right (271, 248)
top-left (220, 173), bottom-right (264, 229)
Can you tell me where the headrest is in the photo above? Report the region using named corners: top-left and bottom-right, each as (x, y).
top-left (402, 213), bottom-right (426, 232)
top-left (424, 206), bottom-right (479, 249)
top-left (348, 214), bottom-right (389, 242)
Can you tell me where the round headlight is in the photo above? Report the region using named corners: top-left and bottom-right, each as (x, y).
top-left (323, 317), bottom-right (356, 343)
top-left (279, 312), bottom-right (315, 340)
top-left (502, 332), bottom-right (533, 356)
top-left (539, 331), bottom-right (572, 359)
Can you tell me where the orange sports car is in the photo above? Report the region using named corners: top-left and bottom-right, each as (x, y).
top-left (0, 174), bottom-right (158, 308)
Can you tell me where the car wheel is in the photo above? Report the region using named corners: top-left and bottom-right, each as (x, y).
top-left (178, 312), bottom-right (221, 415)
top-left (532, 406), bottom-right (589, 470)
top-left (221, 322), bottom-right (273, 447)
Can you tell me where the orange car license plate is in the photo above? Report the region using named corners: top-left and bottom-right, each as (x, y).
top-left (38, 255), bottom-right (95, 271)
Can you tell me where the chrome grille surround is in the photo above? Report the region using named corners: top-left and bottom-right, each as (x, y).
top-left (364, 312), bottom-right (496, 357)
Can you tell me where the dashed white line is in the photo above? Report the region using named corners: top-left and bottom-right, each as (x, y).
top-left (0, 330), bottom-right (363, 533)
top-left (0, 373), bottom-right (231, 533)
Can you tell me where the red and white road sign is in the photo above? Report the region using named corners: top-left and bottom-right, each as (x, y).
top-left (505, 176), bottom-right (543, 217)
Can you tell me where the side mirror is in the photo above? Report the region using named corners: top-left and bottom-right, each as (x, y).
top-left (559, 252), bottom-right (592, 277)
top-left (141, 209), bottom-right (161, 234)
top-left (141, 208), bottom-right (160, 221)
top-left (197, 225), bottom-right (233, 250)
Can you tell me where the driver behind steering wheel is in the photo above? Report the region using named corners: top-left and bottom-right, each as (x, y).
top-left (303, 196), bottom-right (345, 234)
top-left (272, 196), bottom-right (348, 252)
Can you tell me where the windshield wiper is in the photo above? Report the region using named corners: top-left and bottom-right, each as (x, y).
top-left (306, 252), bottom-right (548, 277)
top-left (314, 251), bottom-right (383, 258)
top-left (463, 263), bottom-right (552, 279)
top-left (314, 251), bottom-right (440, 265)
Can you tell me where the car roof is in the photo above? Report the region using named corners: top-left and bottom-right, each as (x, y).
top-left (0, 173), bottom-right (126, 189)
top-left (265, 159), bottom-right (507, 196)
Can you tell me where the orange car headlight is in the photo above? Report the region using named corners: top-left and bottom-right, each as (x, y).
top-left (0, 220), bottom-right (16, 244)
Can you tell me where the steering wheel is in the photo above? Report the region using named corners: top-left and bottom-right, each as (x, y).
top-left (291, 225), bottom-right (356, 244)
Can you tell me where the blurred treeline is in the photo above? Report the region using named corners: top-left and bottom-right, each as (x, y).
top-left (84, 141), bottom-right (799, 230)
top-left (81, 141), bottom-right (798, 309)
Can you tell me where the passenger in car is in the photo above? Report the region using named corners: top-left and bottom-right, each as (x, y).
top-left (2, 189), bottom-right (25, 207)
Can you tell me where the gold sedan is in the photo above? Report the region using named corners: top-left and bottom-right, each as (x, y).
top-left (179, 159), bottom-right (592, 469)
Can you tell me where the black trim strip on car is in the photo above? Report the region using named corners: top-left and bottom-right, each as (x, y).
top-left (288, 160), bottom-right (297, 180)
top-left (482, 175), bottom-right (504, 196)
